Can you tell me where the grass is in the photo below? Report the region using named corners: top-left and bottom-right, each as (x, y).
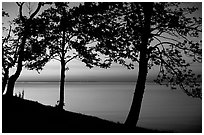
top-left (2, 95), bottom-right (167, 133)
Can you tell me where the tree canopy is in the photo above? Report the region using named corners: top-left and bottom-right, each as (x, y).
top-left (75, 2), bottom-right (202, 98)
top-left (31, 2), bottom-right (113, 108)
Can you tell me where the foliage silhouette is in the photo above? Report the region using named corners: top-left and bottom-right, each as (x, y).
top-left (75, 2), bottom-right (202, 127)
top-left (37, 3), bottom-right (111, 110)
top-left (3, 2), bottom-right (50, 96)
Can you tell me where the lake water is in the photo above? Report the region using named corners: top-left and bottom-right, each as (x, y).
top-left (14, 82), bottom-right (201, 132)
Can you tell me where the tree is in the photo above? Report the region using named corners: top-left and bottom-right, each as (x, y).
top-left (2, 9), bottom-right (12, 94)
top-left (76, 2), bottom-right (202, 127)
top-left (2, 25), bottom-right (15, 94)
top-left (4, 2), bottom-right (49, 96)
top-left (38, 3), bottom-right (109, 110)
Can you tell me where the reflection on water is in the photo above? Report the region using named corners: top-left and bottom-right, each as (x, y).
top-left (14, 82), bottom-right (201, 132)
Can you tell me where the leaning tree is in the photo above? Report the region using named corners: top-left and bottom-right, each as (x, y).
top-left (2, 9), bottom-right (13, 94)
top-left (75, 2), bottom-right (202, 127)
top-left (3, 2), bottom-right (50, 96)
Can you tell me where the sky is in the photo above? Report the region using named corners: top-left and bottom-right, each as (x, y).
top-left (2, 2), bottom-right (202, 82)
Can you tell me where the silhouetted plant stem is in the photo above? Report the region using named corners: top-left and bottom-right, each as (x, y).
top-left (59, 15), bottom-right (66, 110)
top-left (6, 29), bottom-right (27, 96)
top-left (125, 3), bottom-right (153, 127)
top-left (59, 58), bottom-right (65, 110)
top-left (2, 67), bottom-right (9, 94)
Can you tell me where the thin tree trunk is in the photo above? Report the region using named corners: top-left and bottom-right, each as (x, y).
top-left (58, 18), bottom-right (66, 110)
top-left (125, 3), bottom-right (153, 127)
top-left (5, 33), bottom-right (26, 96)
top-left (2, 68), bottom-right (9, 94)
top-left (6, 76), bottom-right (17, 96)
top-left (59, 59), bottom-right (65, 109)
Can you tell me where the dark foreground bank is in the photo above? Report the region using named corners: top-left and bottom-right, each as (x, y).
top-left (3, 95), bottom-right (165, 133)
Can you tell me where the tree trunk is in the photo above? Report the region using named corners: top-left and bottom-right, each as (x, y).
top-left (5, 33), bottom-right (26, 96)
top-left (58, 18), bottom-right (66, 110)
top-left (6, 56), bottom-right (23, 96)
top-left (6, 75), bottom-right (17, 96)
top-left (59, 59), bottom-right (65, 110)
top-left (2, 68), bottom-right (9, 94)
top-left (125, 3), bottom-right (153, 127)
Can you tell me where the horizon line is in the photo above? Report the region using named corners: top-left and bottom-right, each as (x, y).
top-left (16, 80), bottom-right (201, 83)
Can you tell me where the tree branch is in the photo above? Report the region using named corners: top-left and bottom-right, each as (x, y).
top-left (153, 36), bottom-right (166, 51)
top-left (29, 2), bottom-right (42, 19)
top-left (65, 55), bottom-right (78, 64)
top-left (53, 57), bottom-right (61, 62)
top-left (16, 2), bottom-right (25, 22)
top-left (154, 34), bottom-right (181, 43)
top-left (153, 41), bottom-right (177, 48)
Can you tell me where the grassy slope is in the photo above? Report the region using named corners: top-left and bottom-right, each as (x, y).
top-left (2, 95), bottom-right (165, 133)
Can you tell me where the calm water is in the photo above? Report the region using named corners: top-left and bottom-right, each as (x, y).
top-left (14, 82), bottom-right (201, 132)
